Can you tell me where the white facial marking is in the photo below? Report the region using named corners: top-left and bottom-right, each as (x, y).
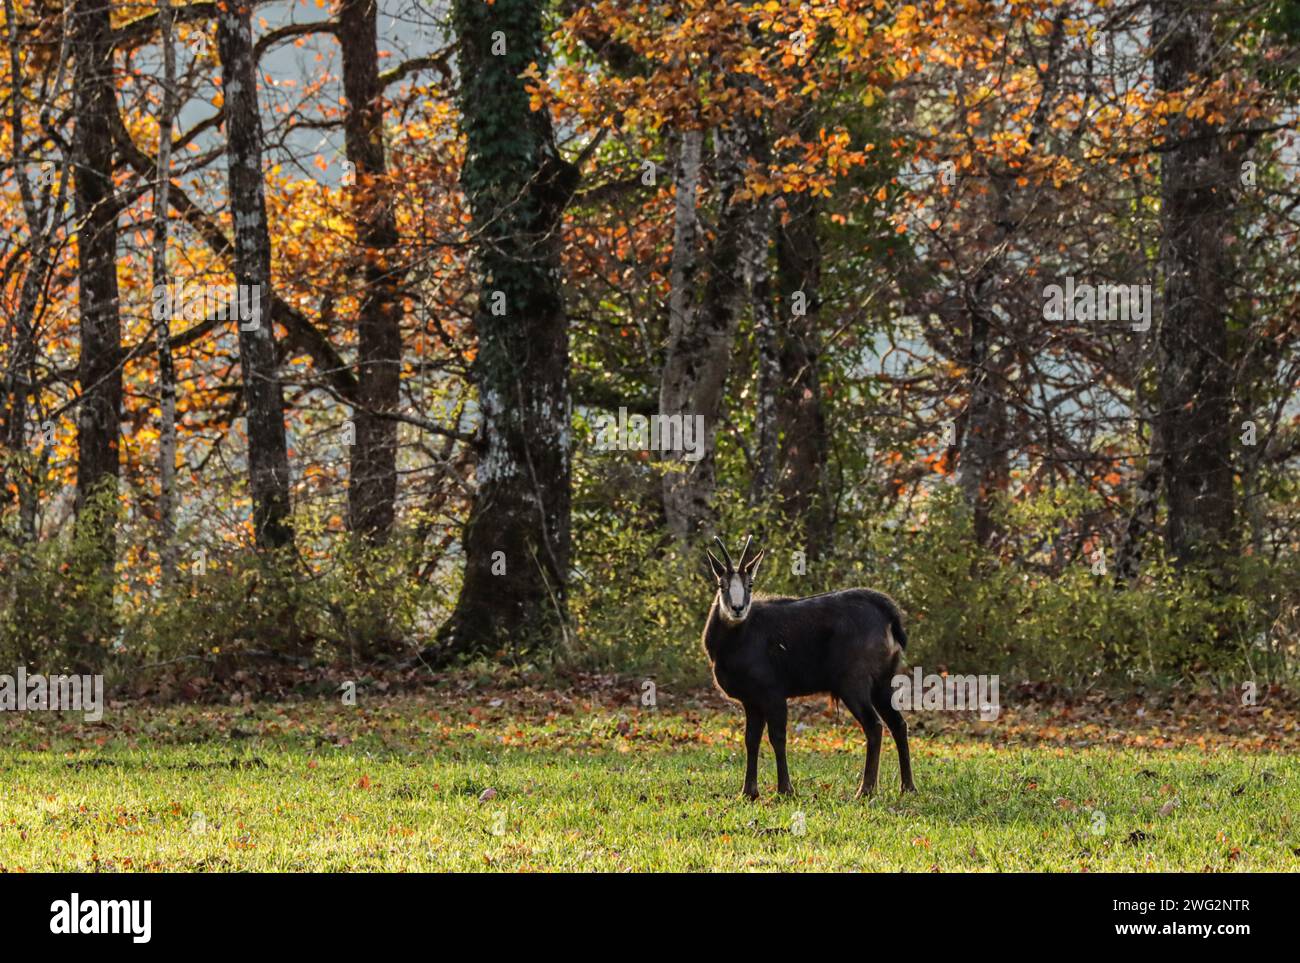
top-left (728, 574), bottom-right (745, 610)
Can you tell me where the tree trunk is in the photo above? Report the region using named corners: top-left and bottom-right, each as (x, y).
top-left (152, 0), bottom-right (179, 580)
top-left (774, 188), bottom-right (829, 545)
top-left (1, 260), bottom-right (42, 541)
top-left (339, 0), bottom-right (402, 541)
top-left (71, 0), bottom-right (123, 561)
top-left (1114, 369), bottom-right (1164, 585)
top-left (744, 148), bottom-right (779, 503)
top-left (659, 129), bottom-right (703, 537)
top-left (0, 149), bottom-right (54, 543)
top-left (959, 282), bottom-right (1006, 548)
top-left (216, 3), bottom-right (294, 550)
top-left (739, 22), bottom-right (781, 509)
top-left (1153, 0), bottom-right (1236, 571)
top-left (957, 169), bottom-right (1012, 550)
top-left (660, 125), bottom-right (746, 539)
top-left (0, 5), bottom-right (55, 541)
top-left (435, 0), bottom-right (576, 659)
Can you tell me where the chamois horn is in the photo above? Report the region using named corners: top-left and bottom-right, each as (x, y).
top-left (714, 536), bottom-right (735, 570)
top-left (736, 535), bottom-right (754, 569)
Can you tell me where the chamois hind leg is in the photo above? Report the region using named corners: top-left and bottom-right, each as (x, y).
top-left (841, 691), bottom-right (883, 798)
top-left (764, 700), bottom-right (793, 795)
top-left (741, 702), bottom-right (764, 800)
top-left (872, 681), bottom-right (916, 793)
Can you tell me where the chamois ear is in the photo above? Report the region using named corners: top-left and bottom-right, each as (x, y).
top-left (743, 547), bottom-right (766, 578)
top-left (705, 549), bottom-right (727, 581)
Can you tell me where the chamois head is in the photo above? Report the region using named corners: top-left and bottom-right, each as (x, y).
top-left (706, 535), bottom-right (766, 625)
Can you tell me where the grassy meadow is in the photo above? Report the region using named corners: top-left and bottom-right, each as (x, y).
top-left (2, 683), bottom-right (1297, 872)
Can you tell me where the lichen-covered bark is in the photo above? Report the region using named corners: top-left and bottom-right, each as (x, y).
top-left (659, 129), bottom-right (704, 538)
top-left (661, 125), bottom-right (746, 539)
top-left (340, 0), bottom-right (402, 541)
top-left (1153, 0), bottom-right (1236, 571)
top-left (216, 4), bottom-right (294, 550)
top-left (436, 0), bottom-right (576, 658)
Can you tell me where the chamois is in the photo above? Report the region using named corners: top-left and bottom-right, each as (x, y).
top-left (702, 536), bottom-right (916, 799)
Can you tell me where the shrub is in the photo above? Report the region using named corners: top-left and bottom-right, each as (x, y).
top-left (565, 483), bottom-right (1299, 690)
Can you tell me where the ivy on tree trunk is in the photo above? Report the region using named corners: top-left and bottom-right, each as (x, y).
top-left (435, 0), bottom-right (577, 660)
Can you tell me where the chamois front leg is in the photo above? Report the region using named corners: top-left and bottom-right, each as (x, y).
top-left (765, 700), bottom-right (793, 795)
top-left (742, 703), bottom-right (764, 799)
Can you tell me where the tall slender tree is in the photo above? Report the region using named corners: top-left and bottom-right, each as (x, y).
top-left (152, 0), bottom-right (180, 579)
top-left (2, 0), bottom-right (70, 543)
top-left (959, 262), bottom-right (1009, 549)
top-left (216, 1), bottom-right (293, 550)
top-left (339, 0), bottom-right (402, 540)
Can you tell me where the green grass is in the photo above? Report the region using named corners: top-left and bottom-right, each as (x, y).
top-left (2, 690), bottom-right (1297, 871)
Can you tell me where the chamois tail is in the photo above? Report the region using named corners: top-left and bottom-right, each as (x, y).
top-left (890, 608), bottom-right (908, 650)
top-left (862, 589), bottom-right (908, 650)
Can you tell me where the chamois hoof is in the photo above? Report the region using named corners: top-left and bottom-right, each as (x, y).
top-left (855, 785), bottom-right (876, 799)
top-left (742, 786), bottom-right (760, 801)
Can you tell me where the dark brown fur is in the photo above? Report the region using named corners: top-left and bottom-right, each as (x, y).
top-left (701, 543), bottom-right (916, 798)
